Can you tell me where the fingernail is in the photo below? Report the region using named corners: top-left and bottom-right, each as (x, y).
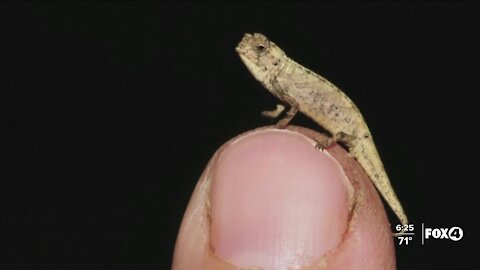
top-left (210, 129), bottom-right (352, 270)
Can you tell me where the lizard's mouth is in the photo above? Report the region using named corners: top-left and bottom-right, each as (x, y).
top-left (235, 33), bottom-right (253, 54)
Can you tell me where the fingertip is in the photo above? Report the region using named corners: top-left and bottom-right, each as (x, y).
top-left (172, 127), bottom-right (396, 270)
top-left (211, 128), bottom-right (351, 269)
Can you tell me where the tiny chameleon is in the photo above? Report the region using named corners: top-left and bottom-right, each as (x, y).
top-left (236, 33), bottom-right (408, 236)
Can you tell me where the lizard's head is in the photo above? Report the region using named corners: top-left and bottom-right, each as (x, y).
top-left (236, 33), bottom-right (286, 83)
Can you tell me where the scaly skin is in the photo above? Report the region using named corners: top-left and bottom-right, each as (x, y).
top-left (236, 33), bottom-right (408, 234)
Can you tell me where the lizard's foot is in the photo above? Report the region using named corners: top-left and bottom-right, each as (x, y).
top-left (275, 118), bottom-right (291, 129)
top-left (314, 137), bottom-right (335, 150)
top-left (261, 104), bottom-right (285, 119)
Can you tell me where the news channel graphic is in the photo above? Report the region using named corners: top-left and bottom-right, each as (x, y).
top-left (394, 223), bottom-right (464, 245)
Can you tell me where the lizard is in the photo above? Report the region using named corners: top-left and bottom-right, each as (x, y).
top-left (235, 33), bottom-right (408, 235)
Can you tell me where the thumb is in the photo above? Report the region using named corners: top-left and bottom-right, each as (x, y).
top-left (172, 127), bottom-right (395, 270)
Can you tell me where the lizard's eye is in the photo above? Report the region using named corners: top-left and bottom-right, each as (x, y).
top-left (254, 44), bottom-right (267, 54)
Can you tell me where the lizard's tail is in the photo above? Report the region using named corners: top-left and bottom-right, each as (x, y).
top-left (352, 139), bottom-right (409, 235)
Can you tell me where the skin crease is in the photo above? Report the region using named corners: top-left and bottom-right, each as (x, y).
top-left (172, 126), bottom-right (395, 270)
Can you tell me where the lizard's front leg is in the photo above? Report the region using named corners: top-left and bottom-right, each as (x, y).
top-left (275, 94), bottom-right (299, 129)
top-left (261, 104), bottom-right (286, 118)
top-left (261, 94), bottom-right (299, 129)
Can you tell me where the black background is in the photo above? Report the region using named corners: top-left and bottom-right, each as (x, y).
top-left (3, 2), bottom-right (479, 269)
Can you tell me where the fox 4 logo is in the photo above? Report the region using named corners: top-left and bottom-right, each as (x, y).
top-left (424, 226), bottom-right (463, 241)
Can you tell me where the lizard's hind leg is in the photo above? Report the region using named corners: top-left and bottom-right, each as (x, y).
top-left (334, 131), bottom-right (358, 148)
top-left (314, 137), bottom-right (335, 150)
top-left (314, 131), bottom-right (358, 150)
